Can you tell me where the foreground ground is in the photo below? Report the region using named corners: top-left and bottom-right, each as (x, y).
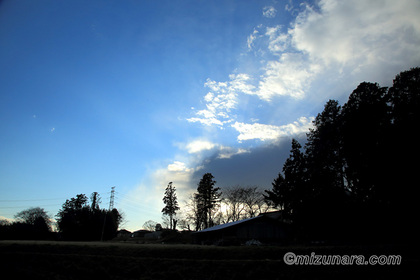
top-left (0, 240), bottom-right (416, 279)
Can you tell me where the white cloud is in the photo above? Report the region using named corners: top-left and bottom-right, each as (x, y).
top-left (232, 122), bottom-right (282, 142)
top-left (256, 53), bottom-right (320, 100)
top-left (217, 147), bottom-right (249, 159)
top-left (186, 140), bottom-right (216, 154)
top-left (167, 161), bottom-right (193, 173)
top-left (181, 139), bottom-right (249, 159)
top-left (246, 0), bottom-right (420, 101)
top-left (290, 0), bottom-right (420, 70)
top-left (247, 29), bottom-right (259, 50)
top-left (265, 25), bottom-right (289, 54)
top-left (244, 25), bottom-right (319, 101)
top-left (232, 117), bottom-right (314, 142)
top-left (285, 0), bottom-right (295, 12)
top-left (187, 74), bottom-right (255, 126)
top-left (263, 6), bottom-right (277, 18)
top-left (187, 116), bottom-right (223, 126)
top-left (228, 73), bottom-right (255, 95)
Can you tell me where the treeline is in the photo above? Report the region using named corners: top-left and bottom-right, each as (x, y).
top-left (263, 67), bottom-right (420, 243)
top-left (0, 192), bottom-right (122, 241)
top-left (0, 207), bottom-right (53, 240)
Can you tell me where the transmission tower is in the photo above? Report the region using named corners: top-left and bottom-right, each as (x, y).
top-left (102, 186), bottom-right (116, 241)
top-left (109, 186), bottom-right (115, 210)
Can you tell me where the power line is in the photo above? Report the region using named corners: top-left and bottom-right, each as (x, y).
top-left (0, 203), bottom-right (62, 209)
top-left (0, 198), bottom-right (66, 202)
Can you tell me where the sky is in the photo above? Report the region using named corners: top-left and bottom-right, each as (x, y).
top-left (1, 0), bottom-right (420, 232)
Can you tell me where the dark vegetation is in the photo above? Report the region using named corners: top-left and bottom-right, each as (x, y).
top-left (56, 193), bottom-right (122, 241)
top-left (0, 207), bottom-right (53, 240)
top-left (0, 193), bottom-right (122, 241)
top-left (264, 67), bottom-right (420, 244)
top-left (0, 241), bottom-right (415, 280)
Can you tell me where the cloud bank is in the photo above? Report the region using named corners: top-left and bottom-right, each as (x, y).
top-left (188, 0), bottom-right (420, 141)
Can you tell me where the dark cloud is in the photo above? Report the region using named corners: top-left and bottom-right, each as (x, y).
top-left (192, 135), bottom-right (307, 191)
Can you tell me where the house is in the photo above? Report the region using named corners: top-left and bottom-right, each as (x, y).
top-left (130, 229), bottom-right (151, 238)
top-left (193, 211), bottom-right (292, 245)
top-left (117, 229), bottom-right (132, 238)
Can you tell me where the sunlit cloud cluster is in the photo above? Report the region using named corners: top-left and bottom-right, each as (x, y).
top-left (185, 140), bottom-right (216, 154)
top-left (167, 161), bottom-right (193, 173)
top-left (188, 0), bottom-right (420, 143)
top-left (187, 74), bottom-right (255, 127)
top-left (232, 117), bottom-right (314, 142)
top-left (291, 0), bottom-right (420, 68)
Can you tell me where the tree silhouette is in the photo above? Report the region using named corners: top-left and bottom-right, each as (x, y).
top-left (90, 192), bottom-right (101, 211)
top-left (305, 100), bottom-right (344, 193)
top-left (265, 140), bottom-right (307, 221)
top-left (341, 82), bottom-right (389, 202)
top-left (14, 207), bottom-right (52, 229)
top-left (385, 67), bottom-right (420, 241)
top-left (264, 173), bottom-right (286, 210)
top-left (162, 182), bottom-right (180, 230)
top-left (282, 139), bottom-right (307, 220)
top-left (195, 173), bottom-right (221, 229)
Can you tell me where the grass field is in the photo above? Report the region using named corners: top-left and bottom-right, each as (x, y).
top-left (0, 240), bottom-right (416, 279)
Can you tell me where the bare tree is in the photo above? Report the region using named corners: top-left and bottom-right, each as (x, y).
top-left (242, 186), bottom-right (269, 217)
top-left (183, 194), bottom-right (204, 231)
top-left (178, 219), bottom-right (191, 231)
top-left (176, 212), bottom-right (191, 231)
top-left (90, 192), bottom-right (101, 211)
top-left (222, 186), bottom-right (269, 222)
top-left (142, 220), bottom-right (158, 231)
top-left (222, 186), bottom-right (247, 222)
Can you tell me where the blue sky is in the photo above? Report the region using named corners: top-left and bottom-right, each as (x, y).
top-left (1, 0), bottom-right (420, 231)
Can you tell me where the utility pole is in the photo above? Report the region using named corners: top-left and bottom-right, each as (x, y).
top-left (101, 186), bottom-right (116, 241)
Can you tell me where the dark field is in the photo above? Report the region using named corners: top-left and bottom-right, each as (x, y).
top-left (0, 241), bottom-right (416, 279)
